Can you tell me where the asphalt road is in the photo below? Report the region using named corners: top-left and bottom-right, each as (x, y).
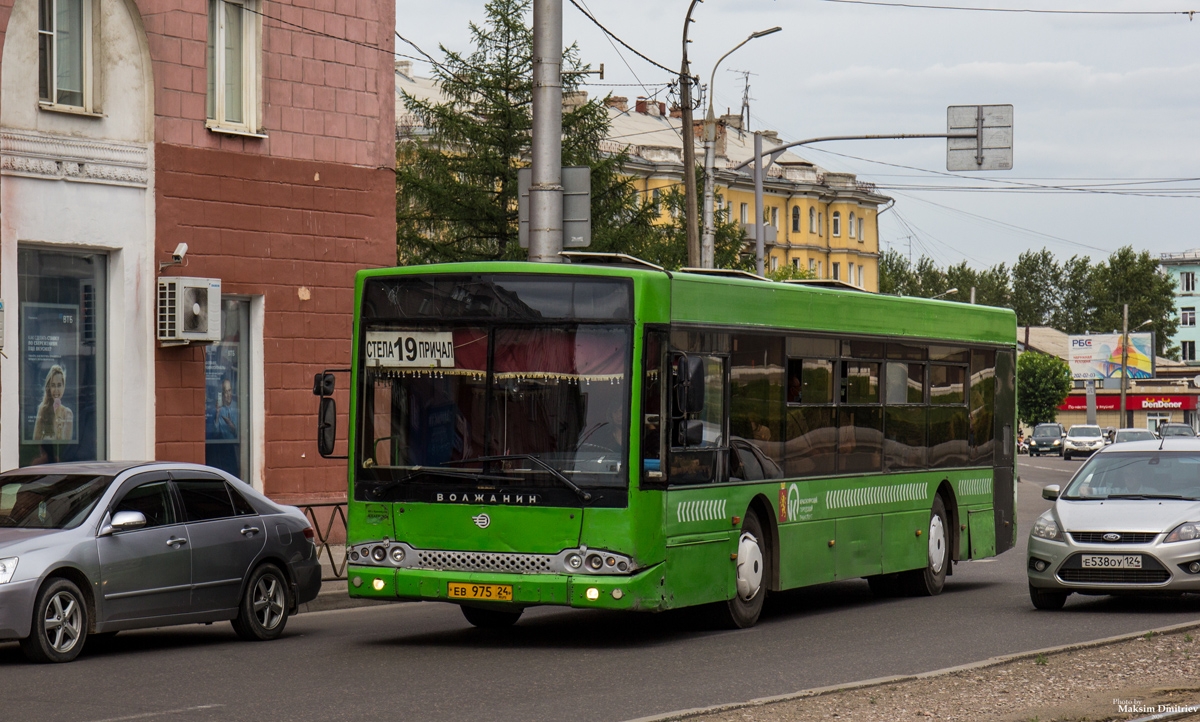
top-left (6, 455), bottom-right (1200, 722)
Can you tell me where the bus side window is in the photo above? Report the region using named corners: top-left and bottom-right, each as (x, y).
top-left (669, 353), bottom-right (727, 484)
top-left (642, 331), bottom-right (666, 483)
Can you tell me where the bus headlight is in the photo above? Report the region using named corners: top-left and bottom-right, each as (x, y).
top-left (586, 554), bottom-right (603, 570)
top-left (566, 553), bottom-right (583, 569)
top-left (372, 547), bottom-right (387, 562)
top-left (391, 547), bottom-right (405, 563)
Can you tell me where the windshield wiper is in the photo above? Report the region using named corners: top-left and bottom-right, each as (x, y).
top-left (444, 455), bottom-right (593, 502)
top-left (1105, 494), bottom-right (1195, 500)
top-left (365, 467), bottom-right (512, 500)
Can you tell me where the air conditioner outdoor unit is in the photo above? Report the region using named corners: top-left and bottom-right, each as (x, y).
top-left (157, 277), bottom-right (221, 346)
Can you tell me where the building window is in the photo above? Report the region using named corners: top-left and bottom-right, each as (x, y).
top-left (816, 261), bottom-right (822, 277)
top-left (849, 213), bottom-right (857, 239)
top-left (770, 207), bottom-right (778, 228)
top-left (38, 0), bottom-right (92, 109)
top-left (832, 262), bottom-right (841, 281)
top-left (651, 188), bottom-right (662, 214)
top-left (793, 258), bottom-right (800, 270)
top-left (858, 265), bottom-right (865, 286)
top-left (808, 258), bottom-right (815, 273)
top-left (1184, 341), bottom-right (1197, 362)
top-left (207, 0), bottom-right (257, 131)
top-left (740, 203), bottom-right (749, 224)
top-left (792, 206), bottom-right (800, 232)
top-left (849, 264), bottom-right (856, 286)
top-left (858, 217), bottom-right (865, 243)
top-left (18, 248), bottom-right (108, 466)
top-left (809, 207), bottom-right (817, 233)
top-left (206, 298), bottom-right (252, 480)
top-left (818, 213), bottom-right (823, 237)
top-left (770, 256), bottom-right (779, 272)
top-left (1183, 307), bottom-right (1196, 327)
top-left (832, 212), bottom-right (841, 237)
top-left (1183, 272), bottom-right (1197, 293)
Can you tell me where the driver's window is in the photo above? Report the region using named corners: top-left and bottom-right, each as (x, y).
top-left (114, 481), bottom-right (176, 530)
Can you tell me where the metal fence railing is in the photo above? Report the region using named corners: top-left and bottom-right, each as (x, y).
top-left (299, 502), bottom-right (348, 582)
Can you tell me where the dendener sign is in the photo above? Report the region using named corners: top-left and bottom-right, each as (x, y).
top-left (1058, 395), bottom-right (1197, 411)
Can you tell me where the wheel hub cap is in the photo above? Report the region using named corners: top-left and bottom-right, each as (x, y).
top-left (928, 514), bottom-right (947, 574)
top-left (735, 531), bottom-right (764, 601)
top-left (44, 591), bottom-right (82, 654)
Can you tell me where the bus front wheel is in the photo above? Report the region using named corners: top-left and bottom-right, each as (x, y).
top-left (902, 496), bottom-right (950, 596)
top-left (461, 605), bottom-right (522, 629)
top-left (720, 511), bottom-right (768, 629)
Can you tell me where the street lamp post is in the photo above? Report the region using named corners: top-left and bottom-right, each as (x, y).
top-left (700, 26), bottom-right (781, 268)
top-left (680, 1), bottom-right (702, 268)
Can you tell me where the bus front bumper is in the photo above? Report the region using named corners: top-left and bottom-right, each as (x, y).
top-left (345, 563), bottom-right (667, 611)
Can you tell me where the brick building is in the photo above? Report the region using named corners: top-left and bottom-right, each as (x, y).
top-left (0, 0), bottom-right (395, 502)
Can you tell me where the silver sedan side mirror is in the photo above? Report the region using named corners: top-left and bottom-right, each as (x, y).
top-left (111, 510), bottom-right (147, 532)
top-left (1042, 484), bottom-right (1060, 501)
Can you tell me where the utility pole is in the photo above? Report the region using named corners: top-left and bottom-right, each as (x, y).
top-left (680, 1), bottom-right (701, 268)
top-left (1120, 303), bottom-right (1129, 427)
top-left (528, 0), bottom-right (563, 263)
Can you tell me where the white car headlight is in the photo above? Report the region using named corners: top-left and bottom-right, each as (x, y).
top-left (1031, 512), bottom-right (1064, 541)
top-left (1052, 439), bottom-right (1061, 445)
top-left (0, 557), bottom-right (17, 584)
top-left (1164, 522), bottom-right (1200, 543)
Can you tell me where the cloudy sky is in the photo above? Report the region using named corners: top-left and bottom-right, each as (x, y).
top-left (395, 0), bottom-right (1200, 271)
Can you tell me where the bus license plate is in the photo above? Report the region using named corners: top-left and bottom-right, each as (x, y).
top-left (1081, 554), bottom-right (1142, 569)
top-left (448, 583), bottom-right (513, 601)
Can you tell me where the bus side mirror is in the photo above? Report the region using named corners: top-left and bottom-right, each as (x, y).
top-left (317, 396), bottom-right (337, 458)
top-left (672, 356), bottom-right (705, 416)
top-left (313, 372), bottom-right (335, 397)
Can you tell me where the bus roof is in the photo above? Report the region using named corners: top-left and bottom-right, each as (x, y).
top-left (359, 261), bottom-right (1016, 347)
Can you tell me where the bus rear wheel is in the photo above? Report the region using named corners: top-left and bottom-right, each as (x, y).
top-left (719, 511), bottom-right (768, 629)
top-left (901, 495), bottom-right (950, 596)
top-left (461, 605), bottom-right (522, 629)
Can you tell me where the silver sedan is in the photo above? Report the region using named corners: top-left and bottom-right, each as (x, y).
top-left (1027, 440), bottom-right (1200, 609)
top-left (0, 461), bottom-right (321, 662)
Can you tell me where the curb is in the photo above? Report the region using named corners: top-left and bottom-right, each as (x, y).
top-left (623, 619), bottom-right (1200, 722)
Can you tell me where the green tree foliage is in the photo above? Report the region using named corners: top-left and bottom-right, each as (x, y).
top-left (1011, 250), bottom-right (1060, 327)
top-left (1016, 351), bottom-right (1073, 427)
top-left (395, 0), bottom-right (658, 264)
top-left (1050, 255), bottom-right (1095, 335)
top-left (1089, 246), bottom-right (1179, 358)
top-left (646, 174), bottom-right (751, 271)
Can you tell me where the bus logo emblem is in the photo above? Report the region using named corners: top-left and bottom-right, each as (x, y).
top-left (472, 513), bottom-right (491, 529)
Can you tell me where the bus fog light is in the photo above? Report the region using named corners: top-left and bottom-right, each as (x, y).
top-left (612, 589), bottom-right (623, 600)
top-left (350, 551), bottom-right (360, 561)
top-left (586, 554), bottom-right (603, 570)
top-left (585, 587), bottom-right (600, 600)
top-left (372, 547), bottom-right (386, 562)
top-left (566, 553), bottom-right (583, 569)
top-left (372, 578), bottom-right (385, 591)
top-left (617, 561), bottom-right (628, 572)
top-left (391, 548), bottom-right (405, 563)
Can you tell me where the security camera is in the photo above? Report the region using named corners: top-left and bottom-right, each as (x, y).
top-left (172, 243), bottom-right (188, 263)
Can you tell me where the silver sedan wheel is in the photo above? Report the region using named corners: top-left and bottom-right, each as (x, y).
top-left (252, 575), bottom-right (286, 630)
top-left (928, 512), bottom-right (947, 575)
top-left (44, 590), bottom-right (83, 654)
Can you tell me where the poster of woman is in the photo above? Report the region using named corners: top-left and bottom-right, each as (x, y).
top-left (21, 303), bottom-right (80, 445)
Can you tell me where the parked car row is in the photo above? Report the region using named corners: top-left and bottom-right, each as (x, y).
top-left (0, 462), bottom-right (321, 663)
top-left (1025, 422), bottom-right (1197, 460)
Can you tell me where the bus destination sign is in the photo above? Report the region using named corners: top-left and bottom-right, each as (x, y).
top-left (365, 331), bottom-right (455, 368)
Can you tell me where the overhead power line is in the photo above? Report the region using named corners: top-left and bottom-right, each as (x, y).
top-left (815, 0), bottom-right (1198, 16)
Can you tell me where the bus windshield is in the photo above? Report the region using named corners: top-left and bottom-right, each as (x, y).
top-left (356, 274), bottom-right (634, 499)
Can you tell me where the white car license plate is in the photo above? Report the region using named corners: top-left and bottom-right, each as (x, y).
top-left (1081, 554), bottom-right (1142, 569)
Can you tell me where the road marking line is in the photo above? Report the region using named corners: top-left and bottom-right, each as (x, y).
top-left (83, 705), bottom-right (224, 722)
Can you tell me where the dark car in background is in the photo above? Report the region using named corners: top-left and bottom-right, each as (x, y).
top-left (1028, 423), bottom-right (1066, 456)
top-left (0, 462), bottom-right (320, 663)
top-left (1158, 423), bottom-right (1197, 438)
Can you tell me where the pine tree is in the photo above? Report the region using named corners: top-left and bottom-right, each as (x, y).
top-left (395, 0), bottom-right (660, 264)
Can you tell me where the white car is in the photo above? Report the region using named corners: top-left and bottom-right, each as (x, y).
top-left (1063, 424), bottom-right (1105, 460)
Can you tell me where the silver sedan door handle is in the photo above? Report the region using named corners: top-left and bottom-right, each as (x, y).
top-left (166, 537), bottom-right (188, 547)
top-left (240, 526), bottom-right (261, 536)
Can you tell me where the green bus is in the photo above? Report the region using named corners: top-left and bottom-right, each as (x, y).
top-left (314, 255), bottom-right (1017, 628)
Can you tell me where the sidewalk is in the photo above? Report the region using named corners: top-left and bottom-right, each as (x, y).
top-left (631, 620), bottom-right (1200, 722)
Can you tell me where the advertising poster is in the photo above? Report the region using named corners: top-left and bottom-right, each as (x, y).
top-left (205, 342), bottom-right (240, 476)
top-left (21, 303), bottom-right (81, 444)
top-left (1067, 333), bottom-right (1154, 380)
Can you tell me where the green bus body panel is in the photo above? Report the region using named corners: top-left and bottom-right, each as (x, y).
top-left (881, 510), bottom-right (929, 574)
top-left (669, 275), bottom-right (1016, 344)
top-left (340, 262), bottom-right (1016, 613)
top-left (969, 509), bottom-right (997, 559)
top-left (393, 504), bottom-right (580, 555)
